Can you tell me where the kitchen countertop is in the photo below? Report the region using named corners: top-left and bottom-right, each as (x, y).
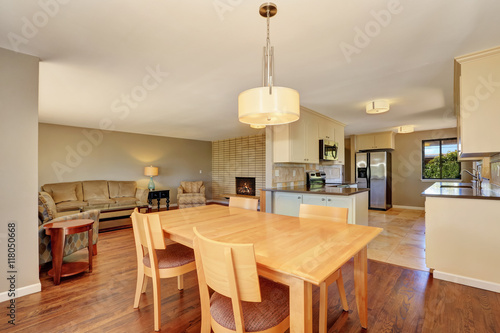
top-left (261, 185), bottom-right (369, 196)
top-left (421, 182), bottom-right (500, 200)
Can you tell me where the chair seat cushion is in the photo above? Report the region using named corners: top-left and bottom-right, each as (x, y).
top-left (143, 243), bottom-right (195, 269)
top-left (210, 277), bottom-right (289, 332)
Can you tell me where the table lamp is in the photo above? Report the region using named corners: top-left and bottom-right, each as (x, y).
top-left (144, 166), bottom-right (158, 191)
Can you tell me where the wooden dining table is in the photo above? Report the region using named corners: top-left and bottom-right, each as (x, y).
top-left (153, 205), bottom-right (382, 332)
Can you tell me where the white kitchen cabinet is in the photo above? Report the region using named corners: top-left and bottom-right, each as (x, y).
top-left (455, 46), bottom-right (500, 158)
top-left (318, 121), bottom-right (335, 140)
top-left (271, 190), bottom-right (368, 225)
top-left (273, 192), bottom-right (303, 216)
top-left (273, 109), bottom-right (319, 163)
top-left (355, 131), bottom-right (395, 151)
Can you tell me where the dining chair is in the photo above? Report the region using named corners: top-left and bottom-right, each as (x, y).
top-left (299, 204), bottom-right (349, 333)
top-left (193, 227), bottom-right (290, 333)
top-left (131, 209), bottom-right (196, 331)
top-left (228, 196), bottom-right (259, 211)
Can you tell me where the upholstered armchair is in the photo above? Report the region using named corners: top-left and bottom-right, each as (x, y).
top-left (38, 192), bottom-right (100, 266)
top-left (177, 181), bottom-right (206, 209)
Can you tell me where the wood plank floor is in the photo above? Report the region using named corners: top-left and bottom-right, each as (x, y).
top-left (2, 217), bottom-right (500, 332)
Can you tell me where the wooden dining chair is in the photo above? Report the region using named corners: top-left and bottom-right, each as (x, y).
top-left (193, 227), bottom-right (290, 333)
top-left (131, 209), bottom-right (196, 331)
top-left (228, 196), bottom-right (259, 211)
top-left (299, 204), bottom-right (349, 333)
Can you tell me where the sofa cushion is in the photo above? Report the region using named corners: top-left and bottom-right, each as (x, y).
top-left (181, 181), bottom-right (203, 193)
top-left (56, 201), bottom-right (87, 211)
top-left (86, 198), bottom-right (115, 205)
top-left (50, 183), bottom-right (78, 204)
top-left (108, 181), bottom-right (136, 198)
top-left (83, 181), bottom-right (110, 200)
top-left (38, 192), bottom-right (57, 224)
top-left (114, 197), bottom-right (138, 205)
top-left (42, 182), bottom-right (83, 201)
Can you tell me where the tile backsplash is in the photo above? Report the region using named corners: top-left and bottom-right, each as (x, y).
top-left (272, 163), bottom-right (343, 187)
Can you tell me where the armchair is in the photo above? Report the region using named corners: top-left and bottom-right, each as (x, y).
top-left (177, 181), bottom-right (206, 209)
top-left (38, 192), bottom-right (100, 266)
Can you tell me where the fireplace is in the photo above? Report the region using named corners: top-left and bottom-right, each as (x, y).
top-left (235, 177), bottom-right (256, 196)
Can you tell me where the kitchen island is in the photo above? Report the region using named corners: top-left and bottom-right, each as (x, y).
top-left (260, 185), bottom-right (369, 225)
top-left (422, 182), bottom-right (500, 293)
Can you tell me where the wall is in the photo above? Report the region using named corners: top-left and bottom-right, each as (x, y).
top-left (212, 134), bottom-right (265, 199)
top-left (0, 48), bottom-right (40, 300)
top-left (39, 124), bottom-right (212, 205)
top-left (391, 128), bottom-right (472, 208)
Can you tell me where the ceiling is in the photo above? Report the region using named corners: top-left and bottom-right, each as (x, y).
top-left (1, 0), bottom-right (500, 141)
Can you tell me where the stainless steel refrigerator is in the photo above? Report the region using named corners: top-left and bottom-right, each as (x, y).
top-left (356, 151), bottom-right (392, 210)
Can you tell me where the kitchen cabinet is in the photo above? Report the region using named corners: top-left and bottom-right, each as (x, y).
top-left (273, 192), bottom-right (302, 216)
top-left (455, 46), bottom-right (500, 158)
top-left (302, 194), bottom-right (353, 223)
top-left (273, 109), bottom-right (319, 163)
top-left (273, 107), bottom-right (345, 164)
top-left (271, 190), bottom-right (368, 225)
top-left (355, 131), bottom-right (395, 151)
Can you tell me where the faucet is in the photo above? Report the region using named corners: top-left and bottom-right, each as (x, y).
top-left (462, 169), bottom-right (482, 188)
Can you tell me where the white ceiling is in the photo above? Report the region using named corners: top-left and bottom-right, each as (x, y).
top-left (1, 0), bottom-right (500, 141)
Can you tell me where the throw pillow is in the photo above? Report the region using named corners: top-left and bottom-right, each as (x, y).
top-left (38, 192), bottom-right (57, 223)
top-left (52, 184), bottom-right (78, 203)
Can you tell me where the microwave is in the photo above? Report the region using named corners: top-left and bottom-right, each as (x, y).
top-left (319, 140), bottom-right (338, 161)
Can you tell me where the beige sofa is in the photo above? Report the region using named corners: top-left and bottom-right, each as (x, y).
top-left (41, 180), bottom-right (149, 212)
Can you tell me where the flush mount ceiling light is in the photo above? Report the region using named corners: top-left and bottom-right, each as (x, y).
top-left (398, 125), bottom-right (414, 133)
top-left (238, 3), bottom-right (300, 126)
top-left (366, 100), bottom-right (390, 114)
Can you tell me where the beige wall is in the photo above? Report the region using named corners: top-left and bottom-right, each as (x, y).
top-left (39, 124), bottom-right (212, 205)
top-left (0, 48), bottom-right (40, 298)
top-left (392, 128), bottom-right (472, 208)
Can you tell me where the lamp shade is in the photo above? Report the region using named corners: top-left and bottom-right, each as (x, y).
top-left (366, 100), bottom-right (389, 114)
top-left (238, 86), bottom-right (300, 125)
top-left (144, 166), bottom-right (158, 177)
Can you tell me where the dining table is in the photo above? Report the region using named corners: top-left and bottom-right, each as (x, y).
top-left (153, 205), bottom-right (382, 332)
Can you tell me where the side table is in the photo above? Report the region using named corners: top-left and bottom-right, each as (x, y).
top-left (148, 189), bottom-right (170, 212)
top-left (43, 219), bottom-right (94, 285)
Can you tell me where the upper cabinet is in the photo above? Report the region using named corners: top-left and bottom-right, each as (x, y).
top-left (355, 131), bottom-right (395, 152)
top-left (455, 46), bottom-right (500, 159)
top-left (273, 107), bottom-right (345, 164)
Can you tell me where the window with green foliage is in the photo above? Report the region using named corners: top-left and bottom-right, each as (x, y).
top-left (422, 138), bottom-right (460, 179)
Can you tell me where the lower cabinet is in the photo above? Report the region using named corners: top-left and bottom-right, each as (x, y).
top-left (272, 191), bottom-right (368, 225)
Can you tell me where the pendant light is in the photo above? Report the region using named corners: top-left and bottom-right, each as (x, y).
top-left (238, 3), bottom-right (300, 126)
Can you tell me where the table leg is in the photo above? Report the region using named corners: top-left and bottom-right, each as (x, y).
top-left (50, 228), bottom-right (65, 285)
top-left (166, 196), bottom-right (170, 210)
top-left (88, 227), bottom-right (93, 273)
top-left (354, 246), bottom-right (368, 328)
top-left (289, 277), bottom-right (313, 333)
top-left (148, 197), bottom-right (153, 213)
top-left (157, 198), bottom-right (161, 211)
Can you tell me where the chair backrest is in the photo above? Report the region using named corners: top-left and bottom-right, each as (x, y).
top-left (180, 181), bottom-right (204, 193)
top-left (229, 197), bottom-right (259, 211)
top-left (193, 227), bottom-right (261, 331)
top-left (299, 204), bottom-right (348, 224)
top-left (131, 209), bottom-right (166, 258)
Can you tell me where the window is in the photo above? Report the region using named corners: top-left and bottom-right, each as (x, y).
top-left (422, 138), bottom-right (461, 180)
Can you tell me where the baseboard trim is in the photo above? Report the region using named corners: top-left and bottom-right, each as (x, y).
top-left (392, 205), bottom-right (425, 211)
top-left (0, 282), bottom-right (41, 302)
top-left (433, 270), bottom-right (500, 293)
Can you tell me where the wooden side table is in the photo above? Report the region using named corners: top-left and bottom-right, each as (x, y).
top-left (43, 219), bottom-right (94, 285)
top-left (148, 189), bottom-right (170, 212)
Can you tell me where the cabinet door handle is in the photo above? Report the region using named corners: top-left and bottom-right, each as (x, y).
top-left (298, 196), bottom-right (302, 200)
top-left (321, 198), bottom-right (325, 201)
top-left (328, 199), bottom-right (332, 202)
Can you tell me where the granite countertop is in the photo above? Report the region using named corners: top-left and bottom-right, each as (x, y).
top-left (261, 185), bottom-right (369, 196)
top-left (421, 182), bottom-right (500, 200)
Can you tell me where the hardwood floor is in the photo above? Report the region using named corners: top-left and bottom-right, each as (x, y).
top-left (2, 213), bottom-right (500, 332)
top-left (367, 208), bottom-right (428, 271)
